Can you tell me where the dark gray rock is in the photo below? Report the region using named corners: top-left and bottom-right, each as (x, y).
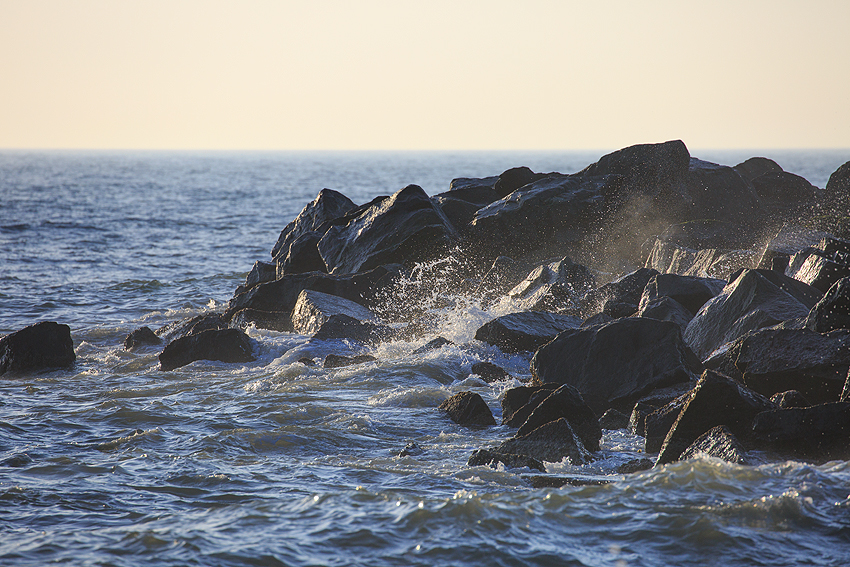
top-left (0, 322), bottom-right (75, 375)
top-left (468, 173), bottom-right (621, 265)
top-left (290, 289), bottom-right (380, 336)
top-left (470, 361), bottom-right (510, 383)
top-left (637, 296), bottom-right (694, 330)
top-left (311, 314), bottom-right (394, 345)
top-left (683, 158), bottom-right (763, 225)
top-left (500, 384), bottom-right (559, 427)
top-left (683, 269), bottom-right (816, 361)
top-left (475, 311), bottom-right (581, 353)
top-left (734, 156), bottom-right (783, 183)
top-left (579, 139), bottom-right (690, 191)
top-left (467, 449), bottom-right (545, 472)
top-left (323, 353), bottom-right (376, 369)
top-left (159, 329), bottom-right (254, 371)
top-left (531, 317), bottom-right (701, 414)
top-left (230, 308), bottom-right (291, 332)
top-left (431, 185), bottom-right (500, 231)
top-left (656, 370), bottom-right (775, 465)
top-left (643, 393), bottom-right (691, 454)
top-left (679, 425), bottom-right (748, 465)
top-left (756, 225), bottom-right (833, 272)
top-left (751, 171), bottom-right (821, 220)
top-left (639, 273), bottom-right (726, 316)
top-left (449, 176), bottom-right (499, 192)
top-left (397, 441), bottom-right (424, 457)
top-left (807, 277), bottom-right (850, 333)
top-left (770, 390), bottom-right (811, 409)
top-left (158, 313), bottom-right (228, 343)
top-left (242, 261), bottom-right (277, 291)
top-left (124, 326), bottom-right (161, 350)
top-left (271, 188), bottom-right (356, 261)
top-left (515, 383), bottom-right (602, 451)
top-left (722, 327), bottom-right (850, 404)
top-left (493, 166), bottom-right (549, 199)
top-left (825, 160), bottom-right (850, 212)
top-left (599, 409), bottom-right (630, 430)
top-left (318, 184), bottom-right (458, 274)
top-left (752, 402), bottom-right (850, 462)
top-left (497, 418), bottom-right (590, 465)
top-left (581, 268), bottom-right (659, 318)
top-left (225, 265), bottom-right (401, 320)
top-left (277, 231), bottom-right (327, 275)
top-left (439, 391), bottom-right (496, 427)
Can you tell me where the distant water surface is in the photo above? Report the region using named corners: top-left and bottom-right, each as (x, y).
top-left (1, 149), bottom-right (849, 566)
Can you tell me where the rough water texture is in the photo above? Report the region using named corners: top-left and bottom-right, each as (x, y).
top-left (2, 150), bottom-right (850, 566)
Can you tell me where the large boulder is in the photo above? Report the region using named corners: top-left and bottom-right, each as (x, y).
top-left (578, 140), bottom-right (690, 192)
top-left (643, 392), bottom-right (691, 454)
top-left (159, 329), bottom-right (255, 371)
top-left (514, 384), bottom-right (602, 451)
top-left (474, 311), bottom-right (581, 353)
top-left (158, 313), bottom-right (229, 343)
top-left (234, 261), bottom-right (276, 295)
top-left (493, 166), bottom-right (549, 198)
top-left (752, 402), bottom-right (850, 462)
top-left (805, 276), bottom-right (850, 333)
top-left (531, 317), bottom-right (701, 414)
top-left (290, 289), bottom-right (380, 336)
top-left (825, 160), bottom-right (850, 212)
top-left (497, 418), bottom-right (590, 465)
top-left (224, 265), bottom-right (401, 322)
top-left (230, 309), bottom-right (291, 332)
top-left (682, 158), bottom-right (763, 225)
top-left (500, 384), bottom-right (559, 427)
top-left (277, 231), bottom-right (327, 276)
top-left (751, 171), bottom-right (821, 221)
top-left (756, 225), bottom-right (834, 272)
top-left (431, 184), bottom-right (500, 232)
top-left (467, 173), bottom-right (621, 265)
top-left (683, 269), bottom-right (818, 361)
top-left (656, 370), bottom-right (775, 465)
top-left (318, 185), bottom-right (458, 274)
top-left (733, 156), bottom-right (783, 182)
top-left (311, 314), bottom-right (394, 345)
top-left (636, 296), bottom-right (694, 330)
top-left (271, 188), bottom-right (356, 261)
top-left (0, 322), bottom-right (75, 375)
top-left (439, 391), bottom-right (496, 427)
top-left (719, 327), bottom-right (850, 404)
top-left (467, 449), bottom-right (545, 472)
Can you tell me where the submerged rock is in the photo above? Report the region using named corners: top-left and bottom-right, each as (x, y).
top-left (531, 317), bottom-right (701, 414)
top-left (159, 329), bottom-right (255, 371)
top-left (0, 321), bottom-right (75, 376)
top-left (470, 361), bottom-right (511, 383)
top-left (411, 337), bottom-right (455, 355)
top-left (323, 353), bottom-right (376, 369)
top-left (439, 391), bottom-right (496, 427)
top-left (124, 326), bottom-right (161, 350)
top-left (467, 449), bottom-right (545, 472)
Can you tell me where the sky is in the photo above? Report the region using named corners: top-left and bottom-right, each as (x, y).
top-left (1, 0), bottom-right (849, 151)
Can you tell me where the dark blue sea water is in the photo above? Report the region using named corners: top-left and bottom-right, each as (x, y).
top-left (2, 149), bottom-right (850, 566)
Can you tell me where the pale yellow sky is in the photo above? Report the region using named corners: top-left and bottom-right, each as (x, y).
top-left (1, 0), bottom-right (848, 150)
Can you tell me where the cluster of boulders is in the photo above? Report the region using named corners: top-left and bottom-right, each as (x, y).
top-left (5, 140), bottom-right (850, 476)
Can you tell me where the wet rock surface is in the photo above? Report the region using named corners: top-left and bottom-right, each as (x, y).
top-left (439, 391), bottom-right (496, 427)
top-left (159, 329), bottom-right (255, 371)
top-left (0, 321), bottom-right (76, 375)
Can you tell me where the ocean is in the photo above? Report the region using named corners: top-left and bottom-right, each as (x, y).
top-left (1, 148), bottom-right (849, 566)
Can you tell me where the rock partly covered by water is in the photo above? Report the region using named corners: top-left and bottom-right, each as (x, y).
top-left (0, 321), bottom-right (76, 376)
top-left (159, 329), bottom-right (255, 371)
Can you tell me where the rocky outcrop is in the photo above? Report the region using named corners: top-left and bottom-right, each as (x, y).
top-left (656, 370), bottom-right (775, 465)
top-left (318, 185), bottom-right (458, 274)
top-left (475, 311), bottom-right (581, 353)
top-left (500, 384), bottom-right (559, 427)
top-left (0, 321), bottom-right (75, 375)
top-left (159, 329), bottom-right (255, 371)
top-left (439, 391), bottom-right (496, 427)
top-left (531, 317), bottom-right (701, 414)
